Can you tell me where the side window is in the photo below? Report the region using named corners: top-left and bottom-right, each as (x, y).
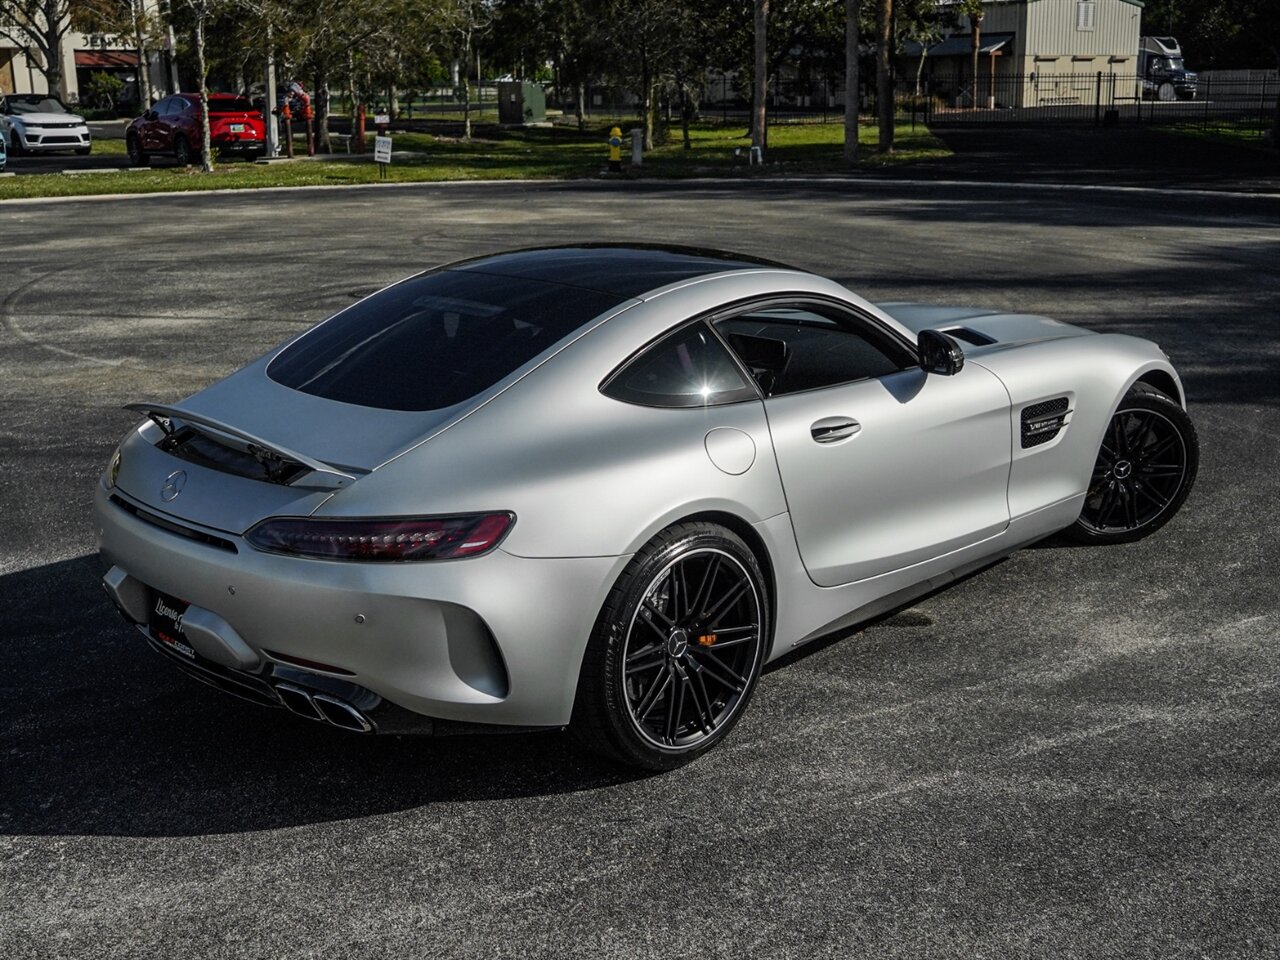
top-left (602, 322), bottom-right (758, 408)
top-left (718, 304), bottom-right (910, 397)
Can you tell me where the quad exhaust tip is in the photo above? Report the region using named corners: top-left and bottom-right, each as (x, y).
top-left (276, 683), bottom-right (373, 733)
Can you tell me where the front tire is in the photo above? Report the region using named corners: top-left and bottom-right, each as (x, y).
top-left (8, 132), bottom-right (22, 156)
top-left (127, 134), bottom-right (148, 167)
top-left (1065, 384), bottom-right (1198, 545)
top-left (572, 522), bottom-right (770, 770)
top-left (173, 135), bottom-right (192, 166)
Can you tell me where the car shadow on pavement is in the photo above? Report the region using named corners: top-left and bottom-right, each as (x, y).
top-left (0, 555), bottom-right (645, 838)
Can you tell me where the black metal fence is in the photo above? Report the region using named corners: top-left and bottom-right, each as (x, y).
top-left (356, 70), bottom-right (1275, 137)
top-left (910, 70), bottom-right (1279, 134)
top-left (548, 76), bottom-right (850, 126)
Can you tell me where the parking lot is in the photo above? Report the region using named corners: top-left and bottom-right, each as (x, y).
top-left (2, 179), bottom-right (1278, 958)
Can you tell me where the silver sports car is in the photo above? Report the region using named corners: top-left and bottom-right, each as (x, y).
top-left (96, 246), bottom-right (1198, 769)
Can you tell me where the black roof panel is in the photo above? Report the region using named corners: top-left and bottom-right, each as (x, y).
top-left (448, 245), bottom-right (791, 298)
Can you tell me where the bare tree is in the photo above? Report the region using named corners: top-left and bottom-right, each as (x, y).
top-left (957, 0), bottom-right (983, 108)
top-left (0, 0), bottom-right (75, 97)
top-left (179, 0), bottom-right (231, 170)
top-left (448, 0), bottom-right (493, 139)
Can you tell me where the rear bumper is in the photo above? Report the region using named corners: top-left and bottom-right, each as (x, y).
top-left (95, 482), bottom-right (628, 728)
top-left (213, 138), bottom-right (264, 152)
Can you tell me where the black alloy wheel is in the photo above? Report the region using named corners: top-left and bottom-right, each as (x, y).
top-left (573, 522), bottom-right (769, 770)
top-left (1067, 384), bottom-right (1198, 545)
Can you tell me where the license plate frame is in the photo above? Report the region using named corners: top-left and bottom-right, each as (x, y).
top-left (148, 588), bottom-right (196, 659)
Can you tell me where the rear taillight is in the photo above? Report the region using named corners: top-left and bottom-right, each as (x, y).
top-left (245, 513), bottom-right (514, 562)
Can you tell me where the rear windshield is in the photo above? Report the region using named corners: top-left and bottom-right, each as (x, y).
top-left (267, 270), bottom-right (626, 411)
top-left (207, 98), bottom-right (256, 114)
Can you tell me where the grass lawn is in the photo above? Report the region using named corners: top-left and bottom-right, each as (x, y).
top-left (1157, 119), bottom-right (1278, 151)
top-left (0, 120), bottom-right (949, 201)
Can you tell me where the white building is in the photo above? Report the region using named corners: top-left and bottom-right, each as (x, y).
top-left (1, 3), bottom-right (176, 106)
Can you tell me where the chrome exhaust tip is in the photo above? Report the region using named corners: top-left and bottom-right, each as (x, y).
top-left (311, 693), bottom-right (374, 733)
top-left (275, 683), bottom-right (324, 721)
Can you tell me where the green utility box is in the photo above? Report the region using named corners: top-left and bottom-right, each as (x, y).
top-left (497, 81), bottom-right (546, 125)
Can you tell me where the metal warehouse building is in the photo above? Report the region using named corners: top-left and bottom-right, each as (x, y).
top-left (909, 0), bottom-right (1143, 108)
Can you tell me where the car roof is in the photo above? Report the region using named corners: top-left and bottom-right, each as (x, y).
top-left (447, 245), bottom-right (799, 299)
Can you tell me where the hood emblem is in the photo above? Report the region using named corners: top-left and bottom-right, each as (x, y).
top-left (160, 470), bottom-right (187, 502)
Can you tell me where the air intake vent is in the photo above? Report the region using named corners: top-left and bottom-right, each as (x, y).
top-left (1021, 397), bottom-right (1069, 448)
top-left (940, 326), bottom-right (997, 346)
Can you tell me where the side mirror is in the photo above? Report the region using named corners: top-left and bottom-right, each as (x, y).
top-left (144, 110), bottom-right (157, 121)
top-left (918, 329), bottom-right (965, 376)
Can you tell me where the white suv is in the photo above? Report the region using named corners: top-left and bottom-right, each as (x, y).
top-left (1, 95), bottom-right (92, 155)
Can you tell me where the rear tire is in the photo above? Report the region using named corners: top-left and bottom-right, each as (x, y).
top-left (571, 522), bottom-right (770, 770)
top-left (1064, 384), bottom-right (1198, 545)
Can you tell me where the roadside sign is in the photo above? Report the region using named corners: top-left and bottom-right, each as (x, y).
top-left (374, 136), bottom-right (392, 164)
top-left (374, 114), bottom-right (390, 125)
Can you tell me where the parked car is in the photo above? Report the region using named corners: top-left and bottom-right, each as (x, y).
top-left (96, 246), bottom-right (1199, 770)
top-left (0, 95), bottom-right (92, 155)
top-left (126, 93), bottom-right (265, 166)
top-left (0, 132), bottom-right (6, 172)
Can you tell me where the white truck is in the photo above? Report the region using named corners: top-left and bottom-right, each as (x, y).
top-left (1138, 37), bottom-right (1198, 101)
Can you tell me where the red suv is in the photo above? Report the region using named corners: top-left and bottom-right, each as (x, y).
top-left (126, 93), bottom-right (266, 166)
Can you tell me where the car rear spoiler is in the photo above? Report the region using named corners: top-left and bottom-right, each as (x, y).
top-left (125, 401), bottom-right (366, 490)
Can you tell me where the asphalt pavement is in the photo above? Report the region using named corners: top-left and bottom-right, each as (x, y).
top-left (1, 180), bottom-right (1278, 958)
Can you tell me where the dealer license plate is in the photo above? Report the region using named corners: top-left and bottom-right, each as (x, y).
top-left (148, 588), bottom-right (195, 659)
top-left (230, 123), bottom-right (245, 133)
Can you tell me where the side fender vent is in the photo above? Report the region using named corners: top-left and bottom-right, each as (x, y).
top-left (1021, 397), bottom-right (1069, 448)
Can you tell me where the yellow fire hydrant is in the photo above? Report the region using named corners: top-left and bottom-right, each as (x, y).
top-left (607, 126), bottom-right (623, 172)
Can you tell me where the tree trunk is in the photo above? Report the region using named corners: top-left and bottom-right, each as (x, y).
top-left (575, 80), bottom-right (586, 132)
top-left (970, 13), bottom-right (983, 108)
top-left (915, 46), bottom-right (928, 98)
top-left (640, 48), bottom-right (652, 150)
top-left (752, 0), bottom-right (768, 153)
top-left (681, 84), bottom-right (691, 151)
top-left (39, 8), bottom-right (64, 97)
top-left (843, 0), bottom-right (859, 164)
top-left (194, 15), bottom-right (213, 172)
top-left (877, 0), bottom-right (893, 153)
top-left (315, 71), bottom-right (332, 154)
top-left (463, 28), bottom-right (472, 139)
top-left (132, 0), bottom-right (151, 106)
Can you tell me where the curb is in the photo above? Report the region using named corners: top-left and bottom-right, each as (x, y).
top-left (2, 173), bottom-right (1278, 206)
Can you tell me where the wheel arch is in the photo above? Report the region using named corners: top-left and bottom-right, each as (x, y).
top-left (1132, 368), bottom-right (1183, 408)
top-left (680, 509), bottom-right (777, 641)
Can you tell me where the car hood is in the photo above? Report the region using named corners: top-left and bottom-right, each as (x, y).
top-left (874, 302), bottom-right (1096, 349)
top-left (11, 111), bottom-right (86, 125)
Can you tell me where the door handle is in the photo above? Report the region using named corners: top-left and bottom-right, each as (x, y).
top-left (810, 416), bottom-right (862, 444)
